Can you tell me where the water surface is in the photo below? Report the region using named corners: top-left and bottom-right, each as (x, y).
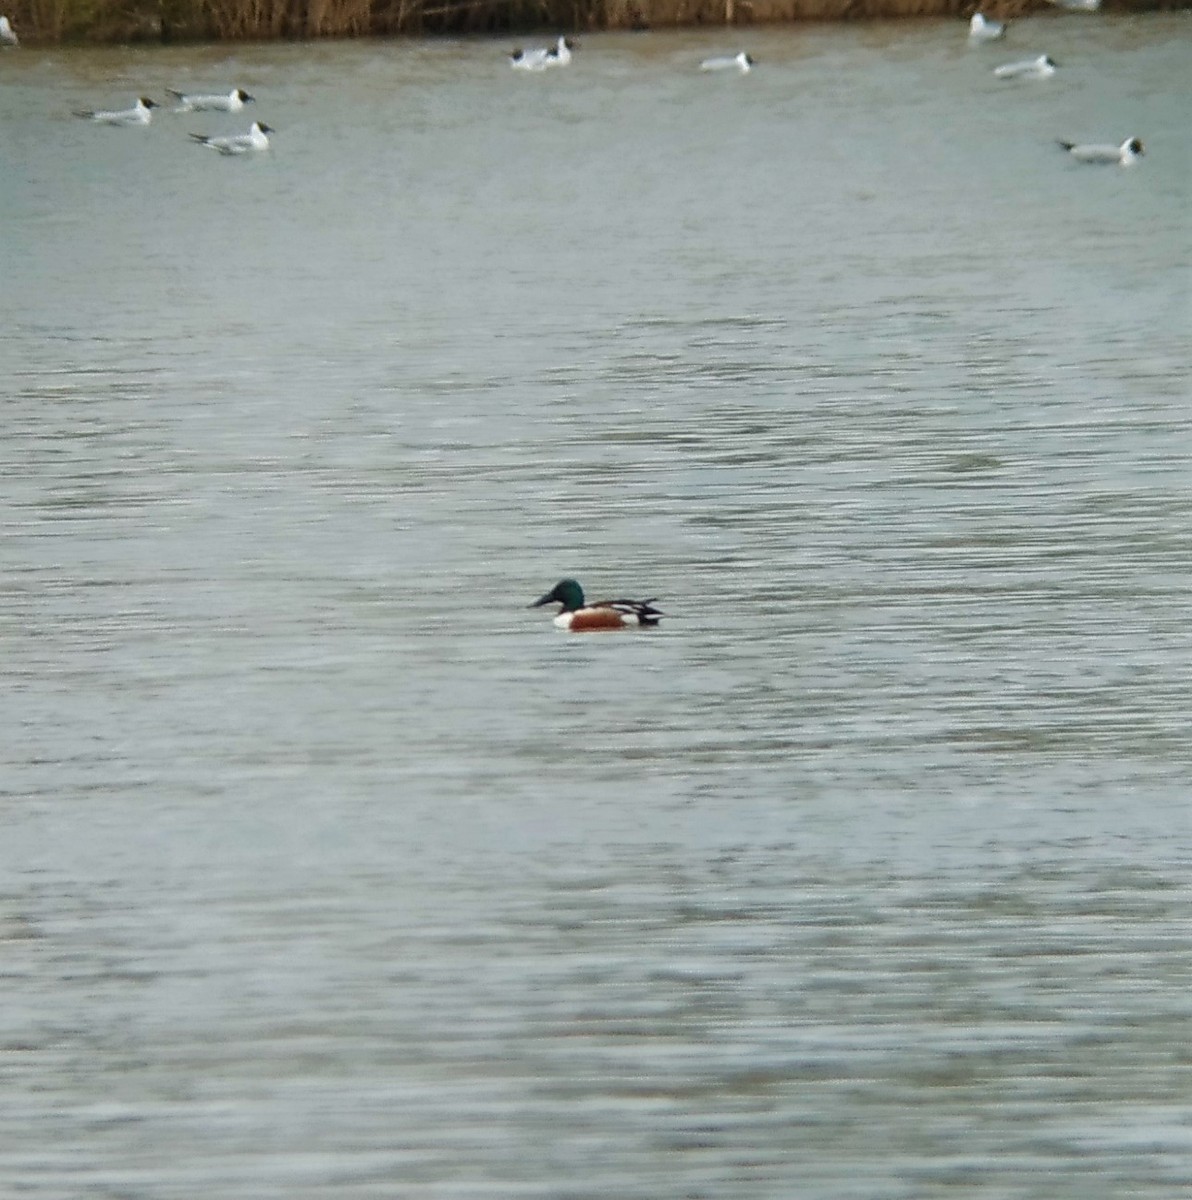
top-left (2, 18), bottom-right (1191, 1198)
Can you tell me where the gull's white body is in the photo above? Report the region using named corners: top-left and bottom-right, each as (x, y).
top-left (509, 48), bottom-right (548, 71)
top-left (169, 87), bottom-right (254, 113)
top-left (1058, 137), bottom-right (1145, 166)
top-left (74, 97), bottom-right (158, 126)
top-left (510, 36), bottom-right (572, 70)
top-left (700, 51), bottom-right (754, 73)
top-left (994, 55), bottom-right (1057, 80)
top-left (969, 13), bottom-right (1007, 42)
top-left (546, 36), bottom-right (573, 66)
top-left (190, 121), bottom-right (272, 156)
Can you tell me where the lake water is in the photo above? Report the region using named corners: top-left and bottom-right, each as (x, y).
top-left (2, 15), bottom-right (1191, 1198)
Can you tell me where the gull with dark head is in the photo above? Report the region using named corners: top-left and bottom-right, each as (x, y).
top-left (1057, 137), bottom-right (1145, 166)
top-left (73, 97), bottom-right (159, 126)
top-left (994, 54), bottom-right (1057, 80)
top-left (969, 12), bottom-right (1007, 42)
top-left (168, 87), bottom-right (255, 113)
top-left (509, 36), bottom-right (574, 71)
top-left (700, 51), bottom-right (754, 73)
top-left (189, 122), bottom-right (274, 156)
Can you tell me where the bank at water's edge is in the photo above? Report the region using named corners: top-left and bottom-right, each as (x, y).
top-left (0, 0), bottom-right (1182, 46)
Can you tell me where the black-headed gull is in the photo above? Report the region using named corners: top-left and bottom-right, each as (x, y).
top-left (969, 12), bottom-right (1007, 42)
top-left (545, 36), bottom-right (574, 66)
top-left (168, 87), bottom-right (255, 112)
top-left (700, 51), bottom-right (754, 73)
top-left (1057, 137), bottom-right (1145, 166)
top-left (994, 54), bottom-right (1057, 79)
top-left (73, 97), bottom-right (159, 126)
top-left (508, 47), bottom-right (547, 71)
top-left (509, 36), bottom-right (574, 70)
top-left (189, 121), bottom-right (273, 155)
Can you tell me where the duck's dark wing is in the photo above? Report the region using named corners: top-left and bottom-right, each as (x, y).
top-left (595, 598), bottom-right (664, 626)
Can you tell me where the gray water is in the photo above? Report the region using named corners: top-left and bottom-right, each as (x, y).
top-left (2, 16), bottom-right (1191, 1198)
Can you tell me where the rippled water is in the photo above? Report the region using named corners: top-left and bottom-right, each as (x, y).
top-left (3, 16), bottom-right (1191, 1198)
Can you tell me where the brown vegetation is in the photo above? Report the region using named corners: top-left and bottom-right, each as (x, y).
top-left (0, 0), bottom-right (1179, 45)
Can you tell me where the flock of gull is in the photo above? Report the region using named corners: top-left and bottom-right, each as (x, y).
top-left (506, 9), bottom-right (1137, 165)
top-left (69, 86), bottom-right (274, 153)
top-left (504, 8), bottom-right (1145, 169)
top-left (509, 33), bottom-right (754, 74)
top-left (2, 6), bottom-right (1144, 166)
top-left (0, 16), bottom-right (273, 152)
top-left (966, 6), bottom-right (1144, 165)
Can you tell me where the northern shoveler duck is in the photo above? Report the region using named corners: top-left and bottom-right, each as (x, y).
top-left (531, 579), bottom-right (663, 632)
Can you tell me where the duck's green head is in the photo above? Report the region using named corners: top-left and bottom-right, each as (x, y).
top-left (531, 579), bottom-right (585, 612)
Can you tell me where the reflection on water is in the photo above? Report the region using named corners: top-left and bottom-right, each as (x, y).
top-left (2, 17), bottom-right (1191, 1199)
